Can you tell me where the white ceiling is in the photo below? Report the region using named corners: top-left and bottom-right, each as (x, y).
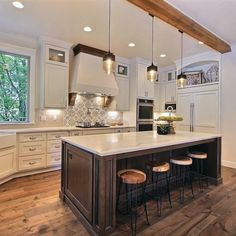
top-left (0, 0), bottom-right (220, 67)
top-left (166, 0), bottom-right (236, 45)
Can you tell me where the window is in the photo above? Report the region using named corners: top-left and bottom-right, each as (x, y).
top-left (0, 43), bottom-right (35, 123)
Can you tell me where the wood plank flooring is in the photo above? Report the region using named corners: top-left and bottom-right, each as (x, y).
top-left (0, 167), bottom-right (235, 236)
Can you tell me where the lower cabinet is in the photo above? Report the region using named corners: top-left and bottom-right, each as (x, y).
top-left (19, 155), bottom-right (46, 171)
top-left (0, 147), bottom-right (16, 179)
top-left (65, 144), bottom-right (93, 222)
top-left (177, 87), bottom-right (219, 133)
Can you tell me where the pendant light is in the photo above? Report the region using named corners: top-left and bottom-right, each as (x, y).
top-left (147, 14), bottom-right (158, 82)
top-left (103, 0), bottom-right (115, 74)
top-left (177, 30), bottom-right (187, 88)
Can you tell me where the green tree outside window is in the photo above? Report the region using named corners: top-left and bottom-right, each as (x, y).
top-left (0, 51), bottom-right (30, 122)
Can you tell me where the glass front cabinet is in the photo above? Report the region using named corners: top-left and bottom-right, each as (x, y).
top-left (45, 45), bottom-right (69, 66)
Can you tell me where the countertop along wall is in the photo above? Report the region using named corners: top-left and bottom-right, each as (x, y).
top-left (221, 44), bottom-right (236, 168)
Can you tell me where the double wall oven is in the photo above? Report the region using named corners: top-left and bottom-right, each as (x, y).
top-left (136, 99), bottom-right (154, 131)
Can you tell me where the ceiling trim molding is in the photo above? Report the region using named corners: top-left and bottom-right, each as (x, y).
top-left (126, 0), bottom-right (231, 53)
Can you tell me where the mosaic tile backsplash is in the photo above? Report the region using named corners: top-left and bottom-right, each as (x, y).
top-left (64, 94), bottom-right (123, 126)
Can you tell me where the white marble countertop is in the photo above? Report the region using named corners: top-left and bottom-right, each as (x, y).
top-left (0, 125), bottom-right (135, 133)
top-left (61, 131), bottom-right (221, 156)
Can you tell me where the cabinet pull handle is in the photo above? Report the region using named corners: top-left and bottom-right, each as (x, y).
top-left (55, 158), bottom-right (60, 161)
top-left (29, 147), bottom-right (36, 151)
top-left (29, 161), bottom-right (36, 165)
top-left (55, 145), bottom-right (60, 148)
top-left (68, 153), bottom-right (72, 159)
top-left (29, 136), bottom-right (36, 140)
top-left (55, 135), bottom-right (60, 138)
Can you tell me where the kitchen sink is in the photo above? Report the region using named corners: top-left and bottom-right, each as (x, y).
top-left (0, 133), bottom-right (16, 149)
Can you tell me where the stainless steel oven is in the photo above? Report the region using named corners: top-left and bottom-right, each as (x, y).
top-left (136, 99), bottom-right (154, 131)
top-left (137, 122), bottom-right (153, 132)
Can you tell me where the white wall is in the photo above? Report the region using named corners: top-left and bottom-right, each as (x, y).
top-left (221, 44), bottom-right (236, 168)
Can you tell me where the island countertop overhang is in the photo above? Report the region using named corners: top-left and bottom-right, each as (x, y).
top-left (61, 131), bottom-right (221, 157)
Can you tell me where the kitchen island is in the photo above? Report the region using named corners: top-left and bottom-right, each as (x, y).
top-left (60, 131), bottom-right (222, 236)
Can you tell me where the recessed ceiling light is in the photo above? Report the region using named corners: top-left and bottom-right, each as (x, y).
top-left (198, 41), bottom-right (204, 45)
top-left (160, 54), bottom-right (166, 58)
top-left (12, 1), bottom-right (24, 9)
top-left (128, 42), bottom-right (135, 47)
top-left (83, 26), bottom-right (92, 32)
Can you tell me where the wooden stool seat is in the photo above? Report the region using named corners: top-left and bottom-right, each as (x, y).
top-left (117, 169), bottom-right (146, 184)
top-left (170, 156), bottom-right (192, 166)
top-left (188, 151), bottom-right (207, 159)
top-left (146, 161), bottom-right (170, 173)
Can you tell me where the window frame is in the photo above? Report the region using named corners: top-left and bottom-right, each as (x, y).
top-left (0, 42), bottom-right (36, 124)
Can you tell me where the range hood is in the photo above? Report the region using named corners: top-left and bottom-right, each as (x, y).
top-left (69, 44), bottom-right (119, 104)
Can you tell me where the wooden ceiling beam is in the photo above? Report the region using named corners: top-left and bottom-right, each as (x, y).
top-left (127, 0), bottom-right (231, 53)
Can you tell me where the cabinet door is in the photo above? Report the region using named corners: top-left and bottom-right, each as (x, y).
top-left (0, 148), bottom-right (16, 179)
top-left (46, 45), bottom-right (68, 67)
top-left (177, 93), bottom-right (193, 131)
top-left (145, 79), bottom-right (154, 98)
top-left (116, 77), bottom-right (130, 111)
top-left (65, 144), bottom-right (93, 222)
top-left (137, 64), bottom-right (146, 98)
top-left (165, 82), bottom-right (176, 102)
top-left (45, 64), bottom-right (68, 108)
top-left (193, 91), bottom-right (219, 132)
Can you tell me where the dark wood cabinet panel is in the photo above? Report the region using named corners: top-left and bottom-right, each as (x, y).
top-left (65, 144), bottom-right (93, 222)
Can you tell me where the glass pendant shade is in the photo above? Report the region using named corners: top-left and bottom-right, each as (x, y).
top-left (147, 63), bottom-right (158, 82)
top-left (177, 73), bottom-right (187, 88)
top-left (103, 52), bottom-right (115, 74)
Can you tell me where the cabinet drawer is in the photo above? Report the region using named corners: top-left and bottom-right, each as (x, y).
top-left (47, 132), bottom-right (69, 140)
top-left (70, 131), bottom-right (83, 136)
top-left (18, 155), bottom-right (46, 171)
top-left (18, 141), bottom-right (46, 157)
top-left (123, 127), bottom-right (136, 133)
top-left (83, 129), bottom-right (114, 135)
top-left (47, 152), bottom-right (61, 167)
top-left (19, 133), bottom-right (46, 142)
top-left (47, 140), bottom-right (61, 153)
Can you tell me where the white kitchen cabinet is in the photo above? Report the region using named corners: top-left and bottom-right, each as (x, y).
top-left (177, 89), bottom-right (219, 133)
top-left (115, 77), bottom-right (130, 111)
top-left (165, 81), bottom-right (176, 103)
top-left (137, 63), bottom-right (154, 99)
top-left (44, 64), bottom-right (68, 108)
top-left (0, 148), bottom-right (16, 179)
top-left (40, 38), bottom-right (71, 109)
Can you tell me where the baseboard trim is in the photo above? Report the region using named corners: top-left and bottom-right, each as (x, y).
top-left (0, 166), bottom-right (61, 185)
top-left (222, 160), bottom-right (236, 169)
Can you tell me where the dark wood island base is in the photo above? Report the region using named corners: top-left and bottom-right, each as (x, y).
top-left (60, 132), bottom-right (222, 236)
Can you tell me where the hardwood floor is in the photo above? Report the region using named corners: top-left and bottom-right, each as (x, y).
top-left (0, 167), bottom-right (236, 236)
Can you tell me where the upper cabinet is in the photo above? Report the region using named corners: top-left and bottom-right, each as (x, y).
top-left (46, 45), bottom-right (69, 66)
top-left (115, 77), bottom-right (130, 111)
top-left (40, 37), bottom-right (72, 109)
top-left (137, 63), bottom-right (154, 99)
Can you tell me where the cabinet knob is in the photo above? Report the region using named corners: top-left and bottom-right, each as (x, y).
top-left (29, 161), bottom-right (36, 165)
top-left (29, 136), bottom-right (36, 140)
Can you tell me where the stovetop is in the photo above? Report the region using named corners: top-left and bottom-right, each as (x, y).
top-left (76, 122), bottom-right (110, 129)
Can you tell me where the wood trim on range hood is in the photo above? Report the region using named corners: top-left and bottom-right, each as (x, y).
top-left (126, 0), bottom-right (231, 53)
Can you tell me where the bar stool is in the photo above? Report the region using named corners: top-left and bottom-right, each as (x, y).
top-left (188, 151), bottom-right (208, 191)
top-left (170, 156), bottom-right (194, 204)
top-left (116, 169), bottom-right (149, 236)
top-left (146, 161), bottom-right (172, 216)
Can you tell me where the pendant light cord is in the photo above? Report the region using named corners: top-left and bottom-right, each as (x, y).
top-left (180, 30), bottom-right (183, 73)
top-left (151, 15), bottom-right (154, 64)
top-left (108, 0), bottom-right (111, 52)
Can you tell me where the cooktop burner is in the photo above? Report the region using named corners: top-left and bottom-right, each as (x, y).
top-left (76, 122), bottom-right (110, 128)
